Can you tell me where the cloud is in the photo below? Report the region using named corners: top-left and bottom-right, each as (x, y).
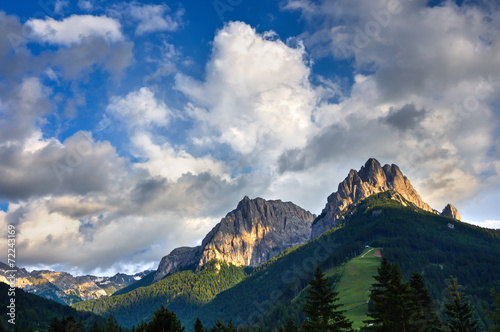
top-left (380, 104), bottom-right (426, 131)
top-left (78, 0), bottom-right (93, 11)
top-left (107, 88), bottom-right (171, 129)
top-left (176, 21), bottom-right (321, 159)
top-left (0, 131), bottom-right (127, 201)
top-left (26, 15), bottom-right (123, 46)
top-left (129, 4), bottom-right (184, 35)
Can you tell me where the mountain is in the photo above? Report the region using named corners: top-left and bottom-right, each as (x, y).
top-left (153, 196), bottom-right (315, 282)
top-left (73, 191), bottom-right (500, 329)
top-left (0, 262), bottom-right (153, 305)
top-left (72, 158), bottom-right (499, 330)
top-left (311, 158), bottom-right (458, 238)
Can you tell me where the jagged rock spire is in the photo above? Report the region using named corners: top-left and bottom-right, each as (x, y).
top-left (441, 203), bottom-right (461, 220)
top-left (311, 158), bottom-right (435, 238)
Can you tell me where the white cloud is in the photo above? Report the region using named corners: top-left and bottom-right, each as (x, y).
top-left (129, 4), bottom-right (184, 35)
top-left (130, 132), bottom-right (225, 181)
top-left (26, 15), bottom-right (123, 46)
top-left (107, 88), bottom-right (171, 129)
top-left (176, 21), bottom-right (321, 159)
top-left (466, 220), bottom-right (500, 229)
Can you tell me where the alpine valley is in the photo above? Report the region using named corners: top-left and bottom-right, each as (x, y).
top-left (2, 159), bottom-right (500, 331)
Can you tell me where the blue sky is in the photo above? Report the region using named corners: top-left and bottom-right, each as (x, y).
top-left (0, 0), bottom-right (499, 276)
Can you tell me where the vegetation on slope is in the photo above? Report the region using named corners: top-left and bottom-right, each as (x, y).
top-left (72, 261), bottom-right (247, 327)
top-left (0, 282), bottom-right (105, 331)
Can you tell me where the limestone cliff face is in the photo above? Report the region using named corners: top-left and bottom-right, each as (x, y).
top-left (441, 203), bottom-right (461, 220)
top-left (153, 196), bottom-right (315, 281)
top-left (199, 196), bottom-right (315, 267)
top-left (153, 246), bottom-right (202, 283)
top-left (311, 158), bottom-right (435, 238)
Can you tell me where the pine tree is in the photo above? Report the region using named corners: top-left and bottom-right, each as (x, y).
top-left (408, 272), bottom-right (441, 331)
top-left (365, 258), bottom-right (413, 331)
top-left (442, 277), bottom-right (480, 332)
top-left (92, 320), bottom-right (104, 332)
top-left (194, 317), bottom-right (205, 332)
top-left (284, 318), bottom-right (298, 332)
top-left (301, 266), bottom-right (352, 332)
top-left (364, 257), bottom-right (393, 330)
top-left (104, 315), bottom-right (122, 332)
top-left (491, 287), bottom-right (500, 332)
top-left (146, 305), bottom-right (185, 332)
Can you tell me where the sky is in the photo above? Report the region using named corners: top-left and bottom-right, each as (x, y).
top-left (0, 0), bottom-right (499, 276)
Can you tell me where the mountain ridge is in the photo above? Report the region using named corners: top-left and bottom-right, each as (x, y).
top-left (0, 262), bottom-right (152, 305)
top-left (153, 196), bottom-right (315, 282)
top-left (311, 158), bottom-right (460, 238)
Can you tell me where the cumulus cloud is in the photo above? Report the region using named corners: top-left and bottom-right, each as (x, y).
top-left (107, 88), bottom-right (171, 129)
top-left (26, 15), bottom-right (123, 46)
top-left (176, 22), bottom-right (321, 160)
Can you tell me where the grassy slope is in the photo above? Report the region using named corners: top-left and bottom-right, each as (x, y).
top-left (335, 247), bottom-right (381, 329)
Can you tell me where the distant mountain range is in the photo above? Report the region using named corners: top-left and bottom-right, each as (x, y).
top-left (0, 262), bottom-right (152, 305)
top-left (69, 158), bottom-right (499, 330)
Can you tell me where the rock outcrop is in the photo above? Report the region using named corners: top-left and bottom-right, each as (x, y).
top-left (153, 246), bottom-right (202, 283)
top-left (441, 203), bottom-right (461, 220)
top-left (153, 196), bottom-right (315, 281)
top-left (311, 158), bottom-right (436, 238)
top-left (199, 196), bottom-right (315, 267)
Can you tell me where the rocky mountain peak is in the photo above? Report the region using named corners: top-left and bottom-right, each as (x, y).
top-left (153, 196), bottom-right (315, 282)
top-left (312, 158), bottom-right (436, 238)
top-left (441, 203), bottom-right (461, 221)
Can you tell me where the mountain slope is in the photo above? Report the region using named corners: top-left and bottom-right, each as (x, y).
top-left (0, 282), bottom-right (105, 331)
top-left (152, 196), bottom-right (315, 283)
top-left (73, 261), bottom-right (248, 327)
top-left (187, 192), bottom-right (499, 330)
top-left (311, 158), bottom-right (458, 238)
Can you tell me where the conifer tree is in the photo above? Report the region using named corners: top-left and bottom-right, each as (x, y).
top-left (194, 318), bottom-right (205, 332)
top-left (284, 318), bottom-right (298, 332)
top-left (365, 258), bottom-right (413, 331)
top-left (364, 257), bottom-right (392, 329)
top-left (146, 305), bottom-right (185, 332)
top-left (491, 287), bottom-right (500, 332)
top-left (104, 315), bottom-right (123, 332)
top-left (442, 277), bottom-right (480, 332)
top-left (301, 266), bottom-right (352, 332)
top-left (408, 272), bottom-right (441, 331)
